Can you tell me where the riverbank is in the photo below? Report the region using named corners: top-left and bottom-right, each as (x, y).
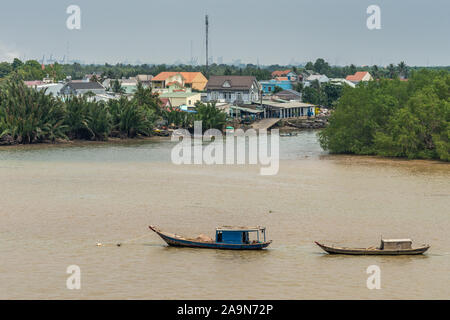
top-left (0, 135), bottom-right (171, 150)
top-left (1, 124), bottom-right (448, 165)
top-left (280, 117), bottom-right (328, 130)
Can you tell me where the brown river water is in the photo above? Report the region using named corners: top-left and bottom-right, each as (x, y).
top-left (0, 131), bottom-right (449, 299)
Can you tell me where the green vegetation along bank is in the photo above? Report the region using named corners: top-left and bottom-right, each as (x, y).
top-left (0, 80), bottom-right (226, 145)
top-left (319, 70), bottom-right (449, 161)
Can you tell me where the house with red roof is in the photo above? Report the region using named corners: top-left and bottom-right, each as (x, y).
top-left (346, 71), bottom-right (373, 84)
top-left (271, 70), bottom-right (298, 82)
top-left (151, 72), bottom-right (208, 91)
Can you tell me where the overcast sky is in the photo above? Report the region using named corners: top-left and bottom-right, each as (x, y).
top-left (0, 0), bottom-right (448, 66)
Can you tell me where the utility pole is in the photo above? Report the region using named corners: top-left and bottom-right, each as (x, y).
top-left (205, 14), bottom-right (209, 75)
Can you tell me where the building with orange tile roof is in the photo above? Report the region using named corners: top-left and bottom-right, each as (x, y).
top-left (151, 72), bottom-right (208, 91)
top-left (271, 70), bottom-right (298, 81)
top-left (345, 71), bottom-right (373, 84)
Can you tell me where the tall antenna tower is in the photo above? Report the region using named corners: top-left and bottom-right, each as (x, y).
top-left (205, 14), bottom-right (209, 73)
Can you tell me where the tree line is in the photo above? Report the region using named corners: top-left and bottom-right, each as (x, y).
top-left (302, 58), bottom-right (418, 79)
top-left (3, 57), bottom-right (448, 84)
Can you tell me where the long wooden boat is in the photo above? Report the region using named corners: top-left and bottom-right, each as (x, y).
top-left (149, 225), bottom-right (272, 250)
top-left (315, 240), bottom-right (430, 256)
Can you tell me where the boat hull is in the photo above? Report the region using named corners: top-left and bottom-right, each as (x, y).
top-left (150, 227), bottom-right (272, 250)
top-left (315, 242), bottom-right (430, 255)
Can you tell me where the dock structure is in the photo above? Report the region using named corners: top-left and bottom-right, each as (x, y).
top-left (262, 101), bottom-right (316, 119)
top-left (251, 118), bottom-right (281, 130)
top-left (225, 99), bottom-right (318, 126)
top-left (229, 104), bottom-right (264, 121)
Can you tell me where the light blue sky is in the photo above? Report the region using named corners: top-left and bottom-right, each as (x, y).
top-left (0, 0), bottom-right (448, 66)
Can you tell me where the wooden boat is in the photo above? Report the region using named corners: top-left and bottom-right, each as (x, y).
top-left (315, 239), bottom-right (430, 255)
top-left (280, 132), bottom-right (298, 137)
top-left (149, 225), bottom-right (272, 250)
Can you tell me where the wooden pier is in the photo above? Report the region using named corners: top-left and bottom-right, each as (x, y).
top-left (251, 118), bottom-right (281, 130)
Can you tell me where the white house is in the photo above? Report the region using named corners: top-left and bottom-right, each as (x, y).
top-left (60, 82), bottom-right (106, 96)
top-left (345, 71), bottom-right (373, 84)
top-left (25, 81), bottom-right (64, 96)
top-left (330, 78), bottom-right (356, 88)
top-left (304, 74), bottom-right (330, 87)
top-left (206, 76), bottom-right (260, 105)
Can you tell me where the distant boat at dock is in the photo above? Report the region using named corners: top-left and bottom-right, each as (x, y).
top-left (149, 225), bottom-right (272, 250)
top-left (279, 132), bottom-right (298, 137)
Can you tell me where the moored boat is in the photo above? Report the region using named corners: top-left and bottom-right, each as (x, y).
top-left (279, 132), bottom-right (298, 137)
top-left (149, 225), bottom-right (272, 250)
top-left (315, 239), bottom-right (430, 255)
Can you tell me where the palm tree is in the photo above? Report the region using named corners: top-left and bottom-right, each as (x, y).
top-left (387, 64), bottom-right (397, 79)
top-left (108, 97), bottom-right (155, 138)
top-left (162, 107), bottom-right (194, 128)
top-left (0, 80), bottom-right (67, 144)
top-left (111, 79), bottom-right (125, 94)
top-left (194, 102), bottom-right (226, 131)
top-left (371, 65), bottom-right (380, 79)
top-left (86, 101), bottom-right (112, 140)
top-left (397, 61), bottom-right (408, 79)
top-left (64, 96), bottom-right (94, 140)
top-left (133, 82), bottom-right (161, 114)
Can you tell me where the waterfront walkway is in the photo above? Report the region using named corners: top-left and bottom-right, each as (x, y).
top-left (251, 118), bottom-right (281, 130)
